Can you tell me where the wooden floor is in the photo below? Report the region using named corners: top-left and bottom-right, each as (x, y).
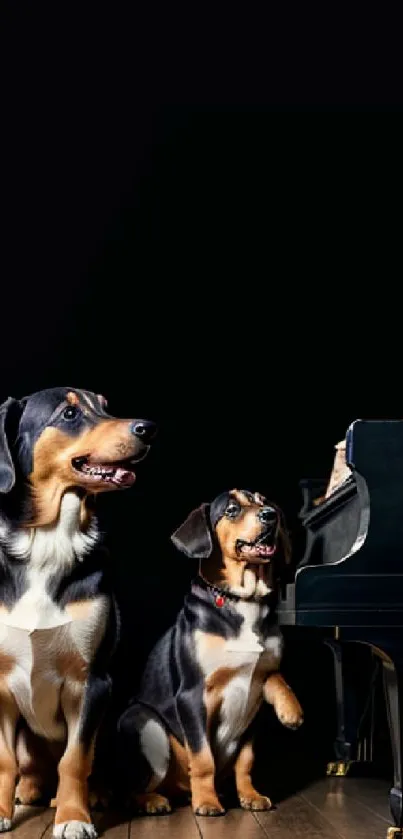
top-left (4, 778), bottom-right (395, 838)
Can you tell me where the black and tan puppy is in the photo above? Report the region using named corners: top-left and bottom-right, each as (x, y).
top-left (0, 388), bottom-right (156, 838)
top-left (118, 489), bottom-right (303, 816)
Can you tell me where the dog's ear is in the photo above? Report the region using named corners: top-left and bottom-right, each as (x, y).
top-left (0, 397), bottom-right (20, 494)
top-left (171, 503), bottom-right (213, 559)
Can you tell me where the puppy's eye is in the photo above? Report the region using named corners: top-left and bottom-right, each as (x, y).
top-left (62, 406), bottom-right (80, 421)
top-left (226, 503), bottom-right (241, 519)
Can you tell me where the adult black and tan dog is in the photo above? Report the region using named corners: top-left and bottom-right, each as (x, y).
top-left (0, 387), bottom-right (156, 838)
top-left (118, 489), bottom-right (303, 817)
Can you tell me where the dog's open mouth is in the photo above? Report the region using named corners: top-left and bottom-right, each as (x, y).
top-left (71, 455), bottom-right (139, 487)
top-left (236, 530), bottom-right (277, 562)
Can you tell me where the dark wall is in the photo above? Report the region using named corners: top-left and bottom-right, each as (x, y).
top-left (2, 21), bottom-right (401, 785)
top-left (3, 109), bottom-right (401, 656)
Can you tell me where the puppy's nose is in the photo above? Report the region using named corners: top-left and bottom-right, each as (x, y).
top-left (258, 506), bottom-right (277, 525)
top-left (130, 420), bottom-right (157, 443)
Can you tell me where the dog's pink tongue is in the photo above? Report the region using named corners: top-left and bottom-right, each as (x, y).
top-left (256, 544), bottom-right (276, 556)
top-left (113, 468), bottom-right (136, 486)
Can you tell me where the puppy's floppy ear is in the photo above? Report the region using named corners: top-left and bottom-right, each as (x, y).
top-left (171, 503), bottom-right (213, 559)
top-left (0, 397), bottom-right (20, 494)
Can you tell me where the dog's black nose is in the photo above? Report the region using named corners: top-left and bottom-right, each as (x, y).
top-left (130, 420), bottom-right (157, 443)
top-left (258, 506), bottom-right (277, 524)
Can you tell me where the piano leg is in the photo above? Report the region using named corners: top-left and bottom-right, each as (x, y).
top-left (325, 639), bottom-right (377, 777)
top-left (382, 657), bottom-right (403, 838)
top-left (324, 640), bottom-right (352, 775)
top-left (330, 631), bottom-right (403, 837)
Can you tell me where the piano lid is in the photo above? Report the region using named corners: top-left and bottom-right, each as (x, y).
top-left (278, 420), bottom-right (403, 627)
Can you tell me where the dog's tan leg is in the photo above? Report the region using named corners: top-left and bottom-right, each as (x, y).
top-left (53, 680), bottom-right (97, 839)
top-left (186, 742), bottom-right (224, 816)
top-left (15, 725), bottom-right (58, 805)
top-left (235, 741), bottom-right (272, 810)
top-left (0, 683), bottom-right (19, 832)
top-left (263, 672), bottom-right (304, 729)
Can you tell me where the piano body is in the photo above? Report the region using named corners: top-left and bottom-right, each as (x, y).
top-left (278, 420), bottom-right (403, 839)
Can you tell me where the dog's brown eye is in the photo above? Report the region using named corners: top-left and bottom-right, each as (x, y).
top-left (63, 406), bottom-right (79, 421)
top-left (226, 503), bottom-right (241, 519)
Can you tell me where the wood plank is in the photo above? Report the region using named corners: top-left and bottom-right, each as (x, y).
top-left (254, 795), bottom-right (343, 839)
top-left (302, 778), bottom-right (391, 838)
top-left (196, 807), bottom-right (266, 838)
top-left (339, 778), bottom-right (391, 824)
top-left (14, 782), bottom-right (393, 839)
top-left (130, 807), bottom-right (201, 838)
top-left (6, 806), bottom-right (54, 838)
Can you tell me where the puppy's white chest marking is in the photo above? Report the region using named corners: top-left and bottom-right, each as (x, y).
top-left (225, 602), bottom-right (265, 655)
top-left (196, 602), bottom-right (279, 669)
top-left (195, 601), bottom-right (283, 762)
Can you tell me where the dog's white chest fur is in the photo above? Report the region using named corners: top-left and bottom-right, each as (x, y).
top-left (196, 600), bottom-right (283, 766)
top-left (0, 493), bottom-right (108, 739)
top-left (2, 573), bottom-right (70, 633)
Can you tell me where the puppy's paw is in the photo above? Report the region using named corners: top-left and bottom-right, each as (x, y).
top-left (193, 799), bottom-right (225, 816)
top-left (275, 693), bottom-right (304, 729)
top-left (53, 820), bottom-right (97, 838)
top-left (133, 793), bottom-right (172, 815)
top-left (0, 817), bottom-right (12, 833)
top-left (239, 794), bottom-right (272, 811)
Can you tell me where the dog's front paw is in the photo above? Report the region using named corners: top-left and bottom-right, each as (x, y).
top-left (275, 693), bottom-right (304, 729)
top-left (133, 793), bottom-right (172, 815)
top-left (239, 794), bottom-right (272, 811)
top-left (193, 798), bottom-right (225, 816)
top-left (53, 820), bottom-right (97, 839)
top-left (0, 817), bottom-right (12, 833)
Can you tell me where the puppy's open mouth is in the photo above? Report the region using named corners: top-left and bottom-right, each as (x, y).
top-left (236, 530), bottom-right (277, 562)
top-left (71, 455), bottom-right (142, 487)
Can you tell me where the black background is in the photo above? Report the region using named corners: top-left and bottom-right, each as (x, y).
top-left (2, 6), bottom-right (402, 790)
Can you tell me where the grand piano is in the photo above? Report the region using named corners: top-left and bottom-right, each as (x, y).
top-left (278, 420), bottom-right (403, 839)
